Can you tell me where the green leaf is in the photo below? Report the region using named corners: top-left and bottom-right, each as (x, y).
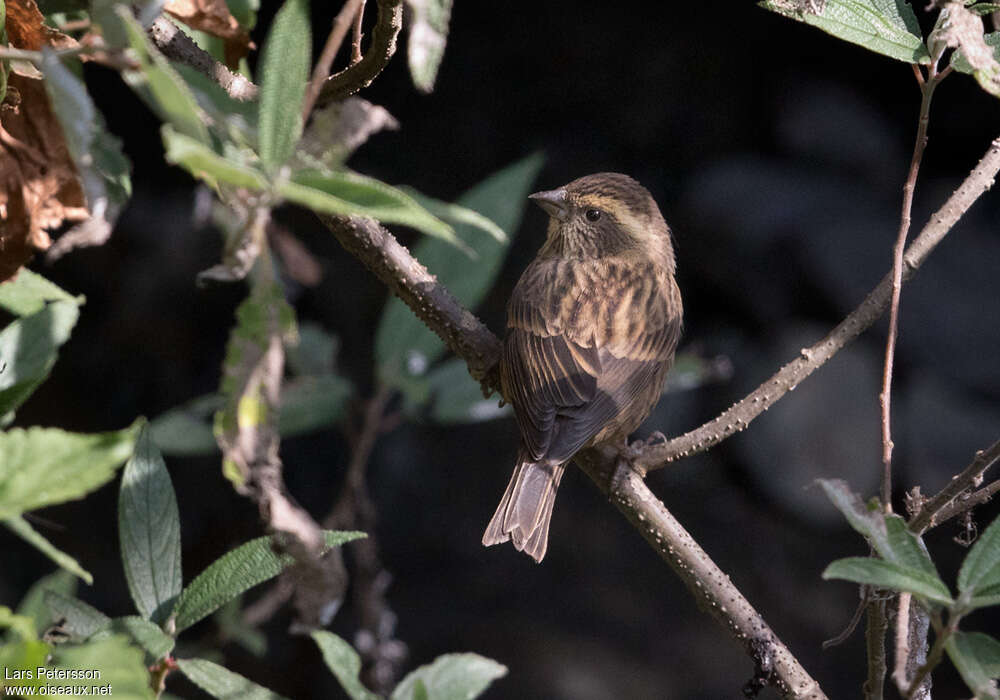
top-left (227, 0), bottom-right (259, 29)
top-left (214, 597), bottom-right (267, 657)
top-left (398, 186), bottom-right (507, 243)
top-left (390, 653), bottom-right (507, 700)
top-left (171, 530), bottom-right (364, 632)
top-left (0, 606), bottom-right (51, 694)
top-left (759, 0), bottom-right (930, 64)
top-left (426, 358), bottom-right (509, 424)
top-left (0, 422), bottom-right (141, 520)
top-left (946, 631), bottom-right (1000, 700)
top-left (162, 125), bottom-right (268, 190)
top-left (151, 394), bottom-right (224, 456)
top-left (375, 153), bottom-right (543, 392)
top-left (48, 634), bottom-right (154, 699)
top-left (959, 513), bottom-right (1000, 601)
top-left (39, 48), bottom-right (131, 246)
top-left (118, 8), bottom-right (210, 144)
top-left (286, 323), bottom-right (337, 376)
top-left (822, 557), bottom-right (954, 605)
top-left (15, 570), bottom-right (78, 633)
top-left (108, 616), bottom-right (174, 659)
top-left (0, 270), bottom-right (81, 317)
top-left (406, 0), bottom-right (453, 93)
top-left (279, 170), bottom-right (459, 246)
top-left (42, 591), bottom-right (111, 640)
top-left (4, 516), bottom-right (93, 584)
top-left (177, 658), bottom-right (290, 700)
top-left (174, 64), bottom-right (258, 148)
top-left (310, 631), bottom-right (380, 700)
top-left (968, 3), bottom-right (1000, 15)
top-left (278, 374), bottom-right (352, 437)
top-left (257, 0), bottom-right (310, 167)
top-left (0, 299), bottom-right (80, 418)
top-left (118, 424), bottom-right (183, 623)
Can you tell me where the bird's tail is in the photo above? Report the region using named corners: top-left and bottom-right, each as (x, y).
top-left (482, 459), bottom-right (565, 562)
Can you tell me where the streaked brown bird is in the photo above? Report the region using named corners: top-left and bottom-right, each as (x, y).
top-left (483, 172), bottom-right (683, 562)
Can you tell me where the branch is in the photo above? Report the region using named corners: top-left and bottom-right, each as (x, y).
top-left (880, 64), bottom-right (945, 510)
top-left (148, 17), bottom-right (257, 101)
top-left (909, 439), bottom-right (1000, 533)
top-left (316, 0), bottom-right (403, 106)
top-left (634, 136), bottom-right (1000, 472)
top-left (301, 0), bottom-right (366, 122)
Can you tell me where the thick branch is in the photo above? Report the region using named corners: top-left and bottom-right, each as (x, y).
top-left (320, 214), bottom-right (502, 386)
top-left (148, 18), bottom-right (257, 101)
top-left (573, 450), bottom-right (827, 699)
top-left (316, 0), bottom-right (403, 106)
top-left (635, 136), bottom-right (1000, 472)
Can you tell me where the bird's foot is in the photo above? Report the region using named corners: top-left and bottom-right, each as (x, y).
top-left (644, 431), bottom-right (668, 448)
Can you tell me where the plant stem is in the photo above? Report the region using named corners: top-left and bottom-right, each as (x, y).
top-left (880, 63), bottom-right (946, 512)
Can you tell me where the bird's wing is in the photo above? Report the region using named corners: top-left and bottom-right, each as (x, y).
top-left (502, 261), bottom-right (681, 464)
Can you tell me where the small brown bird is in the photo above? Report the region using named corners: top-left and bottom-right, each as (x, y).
top-left (483, 172), bottom-right (683, 562)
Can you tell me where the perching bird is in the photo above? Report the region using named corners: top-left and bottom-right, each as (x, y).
top-left (482, 172), bottom-right (683, 562)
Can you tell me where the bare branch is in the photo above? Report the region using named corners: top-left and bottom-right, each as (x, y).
top-left (865, 597), bottom-right (888, 700)
top-left (148, 17), bottom-right (257, 101)
top-left (635, 136), bottom-right (1000, 472)
top-left (909, 439), bottom-right (1000, 533)
top-left (880, 65), bottom-right (944, 511)
top-left (302, 0), bottom-right (366, 123)
top-left (316, 0), bottom-right (403, 106)
top-left (352, 0), bottom-right (367, 64)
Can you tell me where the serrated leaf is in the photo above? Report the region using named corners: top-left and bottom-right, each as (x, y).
top-left (43, 591), bottom-right (111, 640)
top-left (946, 631), bottom-right (1000, 700)
top-left (310, 631), bottom-right (380, 700)
top-left (178, 657), bottom-right (289, 700)
top-left (109, 616), bottom-right (174, 659)
top-left (759, 0), bottom-right (930, 64)
top-left (0, 270), bottom-right (81, 317)
top-left (390, 653), bottom-right (507, 700)
top-left (822, 557), bottom-right (954, 605)
top-left (4, 516), bottom-right (93, 584)
top-left (48, 634), bottom-right (154, 699)
top-left (171, 530), bottom-right (364, 632)
top-left (375, 153), bottom-right (543, 393)
top-left (257, 0), bottom-right (310, 167)
top-left (162, 125), bottom-right (268, 190)
top-left (406, 0), bottom-right (453, 93)
top-left (15, 570), bottom-right (78, 633)
top-left (959, 514), bottom-right (1000, 601)
top-left (426, 358), bottom-right (509, 424)
top-left (0, 422), bottom-right (141, 520)
top-left (0, 297), bottom-right (80, 418)
top-left (118, 8), bottom-right (210, 143)
top-left (118, 424), bottom-right (183, 623)
top-left (279, 170), bottom-right (460, 246)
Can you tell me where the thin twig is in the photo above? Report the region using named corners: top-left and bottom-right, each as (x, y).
top-left (933, 479), bottom-right (1000, 528)
top-left (148, 17), bottom-right (257, 101)
top-left (892, 592), bottom-right (912, 692)
top-left (352, 0), bottom-right (367, 64)
top-left (316, 0), bottom-right (404, 106)
top-left (301, 0), bottom-right (366, 123)
top-left (880, 63), bottom-right (945, 511)
top-left (634, 136), bottom-right (1000, 472)
top-left (864, 597), bottom-right (888, 700)
top-left (823, 590), bottom-right (869, 649)
top-left (909, 439), bottom-right (1000, 533)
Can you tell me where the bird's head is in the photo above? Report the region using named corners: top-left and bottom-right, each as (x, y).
top-left (529, 172), bottom-right (674, 269)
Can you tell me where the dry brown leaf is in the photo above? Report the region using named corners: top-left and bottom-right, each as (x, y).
top-left (5, 0), bottom-right (78, 52)
top-left (0, 73), bottom-right (89, 281)
top-left (164, 0), bottom-right (253, 67)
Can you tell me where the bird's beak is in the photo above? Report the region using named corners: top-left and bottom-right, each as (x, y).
top-left (529, 188), bottom-right (569, 222)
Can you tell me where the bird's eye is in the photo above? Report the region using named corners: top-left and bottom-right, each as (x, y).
top-left (585, 209), bottom-right (602, 222)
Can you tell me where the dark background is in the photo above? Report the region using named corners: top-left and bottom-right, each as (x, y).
top-left (5, 1), bottom-right (1000, 698)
